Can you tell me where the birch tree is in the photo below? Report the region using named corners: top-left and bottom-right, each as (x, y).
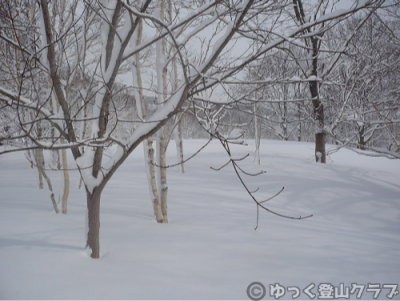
top-left (131, 0), bottom-right (164, 222)
top-left (154, 0), bottom-right (169, 223)
top-left (169, 0), bottom-right (185, 173)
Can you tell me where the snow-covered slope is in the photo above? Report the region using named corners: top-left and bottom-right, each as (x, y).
top-left (0, 140), bottom-right (399, 299)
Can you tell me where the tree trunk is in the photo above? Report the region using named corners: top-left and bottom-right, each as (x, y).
top-left (174, 118), bottom-right (185, 173)
top-left (309, 38), bottom-right (326, 163)
top-left (78, 97), bottom-right (89, 190)
top-left (359, 126), bottom-right (366, 150)
top-left (51, 127), bottom-right (61, 170)
top-left (41, 167), bottom-right (59, 214)
top-left (170, 0), bottom-right (185, 174)
top-left (154, 0), bottom-right (168, 223)
top-left (173, 113), bottom-right (185, 173)
top-left (178, 128), bottom-right (185, 173)
top-left (282, 98), bottom-right (288, 141)
top-left (292, 0), bottom-right (326, 163)
top-left (297, 102), bottom-right (302, 142)
top-left (131, 3), bottom-right (164, 222)
top-left (312, 94), bottom-right (326, 163)
top-left (254, 102), bottom-right (261, 165)
top-left (37, 164), bottom-right (44, 189)
top-left (315, 130), bottom-right (326, 163)
top-left (36, 148), bottom-right (59, 213)
top-left (34, 149), bottom-right (44, 189)
top-left (159, 126), bottom-right (168, 223)
top-left (155, 129), bottom-right (168, 223)
top-left (86, 188), bottom-right (101, 258)
top-left (61, 148), bottom-right (70, 214)
top-left (148, 140), bottom-right (164, 222)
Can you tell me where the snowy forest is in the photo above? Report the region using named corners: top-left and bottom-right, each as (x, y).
top-left (1, 1), bottom-right (400, 299)
top-left (0, 0), bottom-right (399, 264)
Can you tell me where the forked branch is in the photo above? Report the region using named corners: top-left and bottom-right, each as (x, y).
top-left (211, 132), bottom-right (313, 230)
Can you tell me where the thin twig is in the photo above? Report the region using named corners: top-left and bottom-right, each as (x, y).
top-left (211, 133), bottom-right (312, 230)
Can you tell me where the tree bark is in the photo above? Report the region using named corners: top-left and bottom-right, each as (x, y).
top-left (35, 148), bottom-right (59, 214)
top-left (159, 126), bottom-right (168, 223)
top-left (175, 119), bottom-right (185, 173)
top-left (132, 0), bottom-right (163, 222)
top-left (37, 161), bottom-right (44, 189)
top-left (148, 141), bottom-right (164, 222)
top-left (86, 188), bottom-right (101, 258)
top-left (155, 0), bottom-right (168, 223)
top-left (34, 149), bottom-right (44, 189)
top-left (170, 0), bottom-right (185, 173)
top-left (309, 36), bottom-right (326, 163)
top-left (310, 82), bottom-right (326, 163)
top-left (60, 137), bottom-right (70, 214)
top-left (254, 102), bottom-right (261, 165)
top-left (293, 0), bottom-right (326, 163)
top-left (359, 125), bottom-right (366, 150)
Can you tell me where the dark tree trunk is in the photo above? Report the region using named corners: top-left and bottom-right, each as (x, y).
top-left (309, 32), bottom-right (326, 164)
top-left (359, 126), bottom-right (366, 150)
top-left (309, 81), bottom-right (326, 163)
top-left (86, 189), bottom-right (102, 259)
top-left (314, 101), bottom-right (326, 163)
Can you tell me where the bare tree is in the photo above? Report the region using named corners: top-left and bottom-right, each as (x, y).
top-left (325, 9), bottom-right (400, 158)
top-left (131, 0), bottom-right (163, 222)
top-left (244, 51), bottom-right (311, 142)
top-left (0, 0), bottom-right (72, 212)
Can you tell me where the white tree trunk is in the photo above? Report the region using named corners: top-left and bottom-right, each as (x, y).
top-left (159, 126), bottom-right (168, 222)
top-left (147, 138), bottom-right (163, 222)
top-left (173, 117), bottom-right (185, 173)
top-left (60, 136), bottom-right (70, 214)
top-left (131, 4), bottom-right (163, 222)
top-left (254, 102), bottom-right (261, 165)
top-left (170, 0), bottom-right (185, 174)
top-left (35, 148), bottom-right (59, 214)
top-left (155, 0), bottom-right (168, 223)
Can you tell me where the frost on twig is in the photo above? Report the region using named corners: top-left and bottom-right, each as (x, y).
top-left (211, 132), bottom-right (312, 230)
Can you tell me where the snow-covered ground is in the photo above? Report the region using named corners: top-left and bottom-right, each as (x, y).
top-left (0, 140), bottom-right (399, 300)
